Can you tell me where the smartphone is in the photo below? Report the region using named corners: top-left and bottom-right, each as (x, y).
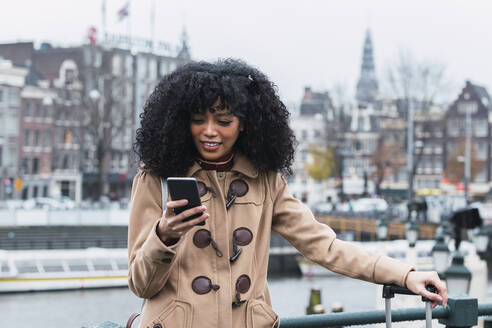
top-left (166, 177), bottom-right (205, 226)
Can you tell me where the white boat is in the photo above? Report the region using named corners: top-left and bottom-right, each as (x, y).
top-left (0, 248), bottom-right (128, 293)
top-left (297, 240), bottom-right (437, 277)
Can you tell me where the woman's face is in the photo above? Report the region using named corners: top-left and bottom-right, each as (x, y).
top-left (190, 104), bottom-right (242, 161)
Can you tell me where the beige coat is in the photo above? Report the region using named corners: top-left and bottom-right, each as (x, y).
top-left (128, 153), bottom-right (413, 328)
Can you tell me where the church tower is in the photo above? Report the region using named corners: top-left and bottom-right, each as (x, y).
top-left (356, 29), bottom-right (378, 105)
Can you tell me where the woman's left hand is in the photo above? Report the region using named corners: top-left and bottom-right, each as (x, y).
top-left (405, 271), bottom-right (447, 309)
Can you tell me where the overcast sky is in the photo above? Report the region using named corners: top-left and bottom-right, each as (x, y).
top-left (1, 0), bottom-right (492, 106)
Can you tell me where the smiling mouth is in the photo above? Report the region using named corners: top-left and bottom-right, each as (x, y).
top-left (201, 141), bottom-right (222, 147)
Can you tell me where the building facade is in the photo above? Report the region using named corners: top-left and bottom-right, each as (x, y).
top-left (0, 35), bottom-right (190, 201)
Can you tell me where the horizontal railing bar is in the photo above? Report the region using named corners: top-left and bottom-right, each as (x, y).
top-left (280, 307), bottom-right (449, 327)
top-left (478, 303), bottom-right (492, 316)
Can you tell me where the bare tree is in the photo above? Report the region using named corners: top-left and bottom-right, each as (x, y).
top-left (383, 49), bottom-right (451, 193)
top-left (385, 49), bottom-right (450, 109)
top-left (79, 49), bottom-right (133, 200)
top-left (370, 126), bottom-right (406, 195)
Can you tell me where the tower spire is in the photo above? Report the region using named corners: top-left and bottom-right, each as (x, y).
top-left (356, 29), bottom-right (378, 105)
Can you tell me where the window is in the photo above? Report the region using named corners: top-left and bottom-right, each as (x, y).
top-left (67, 259), bottom-right (89, 272)
top-left (473, 120), bottom-right (487, 137)
top-left (477, 141), bottom-right (487, 160)
top-left (160, 60), bottom-right (169, 76)
top-left (35, 103), bottom-right (42, 117)
top-left (447, 119), bottom-right (463, 137)
top-left (112, 55), bottom-right (121, 75)
top-left (43, 131), bottom-right (50, 147)
top-left (475, 169), bottom-right (486, 183)
top-left (65, 69), bottom-right (75, 85)
top-left (92, 258), bottom-right (113, 271)
top-left (314, 130), bottom-right (321, 138)
top-left (24, 130), bottom-right (31, 147)
top-left (8, 88), bottom-right (19, 106)
top-left (24, 103), bottom-right (31, 117)
top-left (32, 158), bottom-right (40, 174)
top-left (42, 260), bottom-right (64, 273)
top-left (33, 130), bottom-right (40, 146)
top-left (125, 56), bottom-right (132, 77)
top-left (33, 185), bottom-right (38, 197)
top-left (149, 58), bottom-right (157, 80)
top-left (434, 157), bottom-right (443, 169)
top-left (6, 108), bottom-right (18, 134)
top-left (15, 261), bottom-right (38, 274)
top-left (22, 158), bottom-right (29, 174)
top-left (62, 154), bottom-right (68, 169)
top-left (116, 258), bottom-right (128, 271)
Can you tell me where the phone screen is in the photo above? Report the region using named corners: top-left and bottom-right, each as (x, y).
top-left (166, 177), bottom-right (205, 226)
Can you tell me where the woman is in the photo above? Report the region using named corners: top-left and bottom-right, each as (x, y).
top-left (129, 59), bottom-right (447, 328)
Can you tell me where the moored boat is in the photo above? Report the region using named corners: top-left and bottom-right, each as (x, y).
top-left (0, 248), bottom-right (128, 293)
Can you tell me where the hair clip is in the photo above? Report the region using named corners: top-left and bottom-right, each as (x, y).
top-left (248, 75), bottom-right (254, 81)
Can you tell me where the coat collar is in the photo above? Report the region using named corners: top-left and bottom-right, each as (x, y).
top-left (187, 152), bottom-right (258, 178)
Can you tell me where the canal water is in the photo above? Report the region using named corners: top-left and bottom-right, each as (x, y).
top-left (2, 275), bottom-right (491, 328)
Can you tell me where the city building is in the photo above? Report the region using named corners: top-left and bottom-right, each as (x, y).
top-left (0, 32), bottom-right (190, 201)
top-left (442, 81), bottom-right (492, 197)
top-left (0, 58), bottom-right (28, 200)
top-left (288, 87), bottom-right (336, 205)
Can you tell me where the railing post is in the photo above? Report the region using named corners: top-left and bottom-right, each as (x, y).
top-left (438, 294), bottom-right (478, 328)
top-left (483, 316), bottom-right (492, 328)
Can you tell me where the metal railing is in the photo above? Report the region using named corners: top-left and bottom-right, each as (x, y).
top-left (280, 295), bottom-right (492, 328)
top-left (87, 296), bottom-right (492, 328)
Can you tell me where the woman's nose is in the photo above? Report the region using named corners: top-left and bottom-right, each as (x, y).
top-left (204, 121), bottom-right (217, 136)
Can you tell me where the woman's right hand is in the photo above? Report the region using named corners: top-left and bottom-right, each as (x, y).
top-left (157, 199), bottom-right (209, 245)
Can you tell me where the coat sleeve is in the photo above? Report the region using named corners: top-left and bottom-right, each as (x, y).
top-left (127, 171), bottom-right (182, 299)
top-left (269, 173), bottom-right (413, 287)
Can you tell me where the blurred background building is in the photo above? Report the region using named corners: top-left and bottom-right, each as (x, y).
top-left (0, 29), bottom-right (191, 202)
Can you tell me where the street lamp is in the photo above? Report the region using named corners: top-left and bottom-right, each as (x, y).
top-left (377, 219), bottom-right (388, 241)
top-left (443, 251), bottom-right (471, 294)
top-left (441, 220), bottom-right (453, 245)
top-left (431, 232), bottom-right (450, 277)
top-left (472, 226), bottom-right (490, 260)
top-left (405, 220), bottom-right (418, 248)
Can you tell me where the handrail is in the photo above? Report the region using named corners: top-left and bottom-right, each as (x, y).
top-left (280, 298), bottom-right (492, 328)
top-left (280, 306), bottom-right (449, 327)
top-left (86, 298), bottom-right (492, 328)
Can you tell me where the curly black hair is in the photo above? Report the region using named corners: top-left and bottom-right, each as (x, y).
top-left (134, 58), bottom-right (296, 178)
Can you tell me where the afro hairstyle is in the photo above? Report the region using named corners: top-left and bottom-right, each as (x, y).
top-left (134, 58), bottom-right (296, 178)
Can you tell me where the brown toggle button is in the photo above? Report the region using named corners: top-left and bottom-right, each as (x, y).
top-left (236, 274), bottom-right (251, 294)
top-left (197, 181), bottom-right (207, 197)
top-left (193, 229), bottom-right (223, 257)
top-left (227, 179), bottom-right (249, 199)
top-left (233, 227), bottom-right (253, 246)
top-left (193, 229), bottom-right (211, 248)
top-left (233, 274), bottom-right (251, 307)
top-left (226, 179), bottom-right (248, 210)
top-left (192, 276), bottom-right (220, 295)
top-left (197, 181), bottom-right (217, 198)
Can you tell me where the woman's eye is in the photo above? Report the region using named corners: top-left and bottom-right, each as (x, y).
top-left (218, 120), bottom-right (232, 126)
top-left (191, 119), bottom-right (204, 124)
